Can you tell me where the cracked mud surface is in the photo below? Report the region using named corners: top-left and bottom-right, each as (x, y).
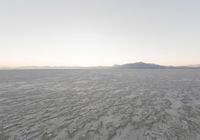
top-left (0, 69), bottom-right (200, 140)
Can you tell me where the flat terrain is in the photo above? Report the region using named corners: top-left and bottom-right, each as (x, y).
top-left (0, 69), bottom-right (200, 140)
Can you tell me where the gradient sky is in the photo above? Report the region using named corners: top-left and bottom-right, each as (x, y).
top-left (0, 0), bottom-right (200, 67)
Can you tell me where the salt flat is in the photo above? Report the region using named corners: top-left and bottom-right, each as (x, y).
top-left (0, 69), bottom-right (200, 140)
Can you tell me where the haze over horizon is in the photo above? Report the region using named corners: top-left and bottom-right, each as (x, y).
top-left (1, 0), bottom-right (200, 67)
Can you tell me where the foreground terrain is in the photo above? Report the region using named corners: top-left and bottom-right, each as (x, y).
top-left (0, 69), bottom-right (200, 140)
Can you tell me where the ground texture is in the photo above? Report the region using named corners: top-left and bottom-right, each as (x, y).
top-left (0, 69), bottom-right (200, 140)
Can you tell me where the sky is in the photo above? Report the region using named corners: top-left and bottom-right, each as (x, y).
top-left (0, 0), bottom-right (200, 67)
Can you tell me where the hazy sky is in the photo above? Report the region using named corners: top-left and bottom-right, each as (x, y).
top-left (0, 0), bottom-right (200, 67)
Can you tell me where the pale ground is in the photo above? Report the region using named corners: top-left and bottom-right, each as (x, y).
top-left (0, 69), bottom-right (200, 140)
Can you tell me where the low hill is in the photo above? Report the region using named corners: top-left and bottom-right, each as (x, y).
top-left (114, 62), bottom-right (173, 69)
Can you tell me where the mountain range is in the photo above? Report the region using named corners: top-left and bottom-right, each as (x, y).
top-left (113, 62), bottom-right (200, 69)
top-left (1, 62), bottom-right (200, 70)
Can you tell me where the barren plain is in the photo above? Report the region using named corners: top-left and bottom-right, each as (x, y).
top-left (0, 69), bottom-right (200, 140)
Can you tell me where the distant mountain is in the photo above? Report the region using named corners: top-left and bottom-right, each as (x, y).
top-left (113, 62), bottom-right (179, 69)
top-left (113, 62), bottom-right (167, 69)
top-left (1, 62), bottom-right (200, 70)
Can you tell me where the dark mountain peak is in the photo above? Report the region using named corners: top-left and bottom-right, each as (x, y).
top-left (135, 61), bottom-right (145, 64)
top-left (114, 62), bottom-right (166, 69)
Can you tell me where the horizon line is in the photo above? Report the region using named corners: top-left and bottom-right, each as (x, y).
top-left (0, 62), bottom-right (200, 70)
